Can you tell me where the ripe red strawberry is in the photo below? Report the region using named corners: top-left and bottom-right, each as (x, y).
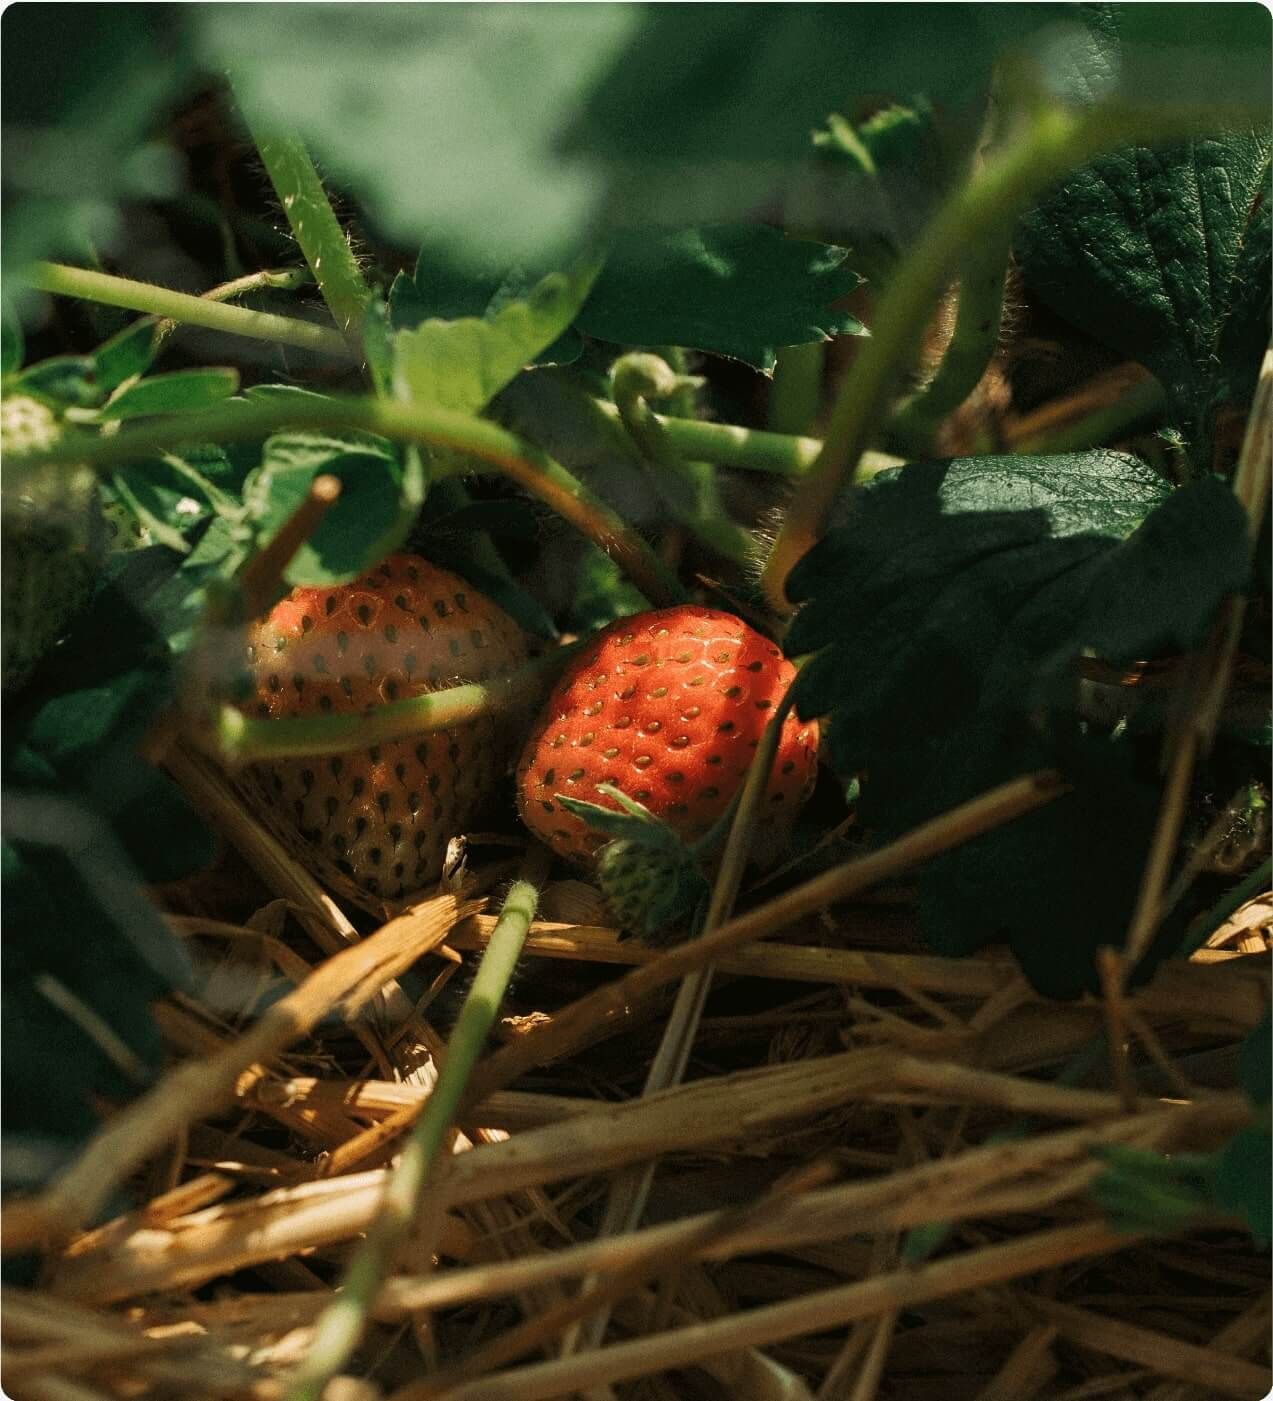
top-left (516, 606), bottom-right (818, 867)
top-left (239, 553), bottom-right (528, 904)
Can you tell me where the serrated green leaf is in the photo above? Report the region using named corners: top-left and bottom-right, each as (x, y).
top-left (392, 254), bottom-right (601, 415)
top-left (245, 432), bottom-right (421, 586)
top-left (1079, 477), bottom-right (1252, 663)
top-left (576, 225), bottom-right (863, 373)
top-left (1016, 124), bottom-right (1271, 449)
top-left (142, 515), bottom-right (247, 653)
top-left (98, 367), bottom-right (240, 421)
top-left (786, 451), bottom-right (1192, 996)
top-left (1043, 3), bottom-right (1272, 114)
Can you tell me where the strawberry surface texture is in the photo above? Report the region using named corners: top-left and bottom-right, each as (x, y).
top-left (243, 553), bottom-right (528, 900)
top-left (517, 606), bottom-right (818, 866)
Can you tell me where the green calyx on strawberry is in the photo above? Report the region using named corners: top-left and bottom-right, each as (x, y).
top-left (1, 394), bottom-right (105, 691)
top-left (236, 552), bottom-right (529, 906)
top-left (516, 603), bottom-right (819, 937)
top-left (557, 784), bottom-right (714, 943)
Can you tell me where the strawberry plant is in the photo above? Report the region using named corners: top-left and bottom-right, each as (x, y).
top-left (2, 5), bottom-right (1270, 1399)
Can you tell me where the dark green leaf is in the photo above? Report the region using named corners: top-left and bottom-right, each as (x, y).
top-left (1090, 1143), bottom-right (1217, 1235)
top-left (197, 5), bottom-right (1042, 271)
top-left (1047, 3), bottom-right (1272, 113)
top-left (786, 451), bottom-right (1186, 995)
top-left (1079, 477), bottom-right (1252, 663)
top-left (10, 355), bottom-right (102, 408)
top-left (569, 544), bottom-right (650, 634)
top-left (808, 100), bottom-right (959, 280)
top-left (576, 225), bottom-right (863, 373)
top-left (1213, 1121), bottom-right (1272, 1242)
top-left (1, 314), bottom-right (22, 376)
top-left (142, 515), bottom-right (248, 653)
top-left (245, 432), bottom-right (421, 586)
top-left (2, 5), bottom-right (188, 311)
top-left (1241, 1009), bottom-right (1272, 1106)
top-left (1016, 115), bottom-right (1270, 447)
top-left (97, 368), bottom-right (240, 421)
top-left (92, 318), bottom-right (160, 393)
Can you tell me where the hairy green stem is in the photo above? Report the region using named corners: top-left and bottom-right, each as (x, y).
top-left (887, 235), bottom-right (1010, 452)
top-left (150, 266), bottom-right (311, 358)
top-left (612, 353), bottom-right (754, 563)
top-left (209, 643), bottom-right (584, 762)
top-left (6, 394), bottom-right (684, 609)
top-left (761, 98), bottom-right (1271, 613)
top-left (27, 262), bottom-right (350, 358)
top-left (242, 122), bottom-right (371, 346)
top-left (604, 402), bottom-right (824, 477)
top-left (287, 860), bottom-right (547, 1401)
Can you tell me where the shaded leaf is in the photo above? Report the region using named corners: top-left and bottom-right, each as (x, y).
top-left (198, 5), bottom-right (1047, 271)
top-left (97, 367), bottom-right (240, 420)
top-left (576, 224), bottom-right (863, 372)
top-left (783, 453), bottom-right (1257, 995)
top-left (244, 432), bottom-right (423, 586)
top-left (1016, 9), bottom-right (1271, 449)
top-left (1080, 476), bottom-right (1252, 663)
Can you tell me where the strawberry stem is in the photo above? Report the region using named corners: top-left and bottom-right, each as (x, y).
top-left (287, 847), bottom-right (550, 1401)
top-left (761, 97), bottom-right (1271, 615)
top-left (238, 114), bottom-right (372, 350)
top-left (5, 396), bottom-right (686, 608)
top-left (206, 642), bottom-right (587, 762)
top-left (27, 262), bottom-right (350, 359)
top-left (612, 352), bottom-right (754, 564)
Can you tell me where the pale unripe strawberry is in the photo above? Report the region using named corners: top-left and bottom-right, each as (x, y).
top-left (1, 394), bottom-right (104, 691)
top-left (238, 553), bottom-right (529, 903)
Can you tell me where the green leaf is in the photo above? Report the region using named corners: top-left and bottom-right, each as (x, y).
top-left (1240, 1009), bottom-right (1272, 1106)
top-left (785, 451), bottom-right (1199, 996)
top-left (244, 432), bottom-right (422, 586)
top-left (392, 254), bottom-right (601, 415)
top-left (1090, 1143), bottom-right (1218, 1235)
top-left (10, 355), bottom-right (102, 409)
top-left (97, 368), bottom-right (240, 421)
top-left (142, 515), bottom-right (248, 654)
top-left (1044, 3), bottom-right (1272, 114)
top-left (808, 100), bottom-right (959, 280)
top-left (2, 5), bottom-right (188, 313)
top-left (1079, 476), bottom-right (1252, 663)
top-left (1213, 1120), bottom-right (1272, 1242)
top-left (198, 5), bottom-right (1041, 271)
top-left (2, 572), bottom-right (208, 1177)
top-left (92, 318), bottom-right (160, 393)
top-left (1, 314), bottom-right (22, 376)
top-left (1016, 115), bottom-right (1270, 449)
top-left (576, 225), bottom-right (863, 373)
